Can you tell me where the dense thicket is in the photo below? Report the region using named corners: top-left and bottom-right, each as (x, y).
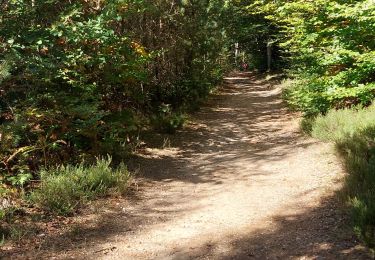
top-left (0, 0), bottom-right (231, 192)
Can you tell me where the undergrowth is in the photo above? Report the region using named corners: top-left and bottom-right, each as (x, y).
top-left (311, 105), bottom-right (375, 249)
top-left (30, 156), bottom-right (130, 215)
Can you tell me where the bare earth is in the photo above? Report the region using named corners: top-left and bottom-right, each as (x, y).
top-left (3, 72), bottom-right (372, 259)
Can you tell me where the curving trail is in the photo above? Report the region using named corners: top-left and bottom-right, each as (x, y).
top-left (6, 72), bottom-right (371, 259)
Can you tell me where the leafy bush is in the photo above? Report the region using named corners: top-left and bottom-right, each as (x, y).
top-left (31, 157), bottom-right (130, 215)
top-left (247, 0), bottom-right (375, 115)
top-left (0, 1), bottom-right (233, 217)
top-left (0, 0), bottom-right (231, 184)
top-left (284, 77), bottom-right (375, 116)
top-left (150, 104), bottom-right (186, 134)
top-left (312, 106), bottom-right (375, 248)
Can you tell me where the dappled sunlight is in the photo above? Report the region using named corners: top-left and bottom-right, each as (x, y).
top-left (129, 196), bottom-right (368, 260)
top-left (2, 0), bottom-right (373, 256)
top-left (223, 77), bottom-right (250, 80)
top-left (4, 72), bottom-right (370, 259)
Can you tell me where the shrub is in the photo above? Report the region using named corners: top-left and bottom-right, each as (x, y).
top-left (0, 0), bottom-right (231, 189)
top-left (31, 157), bottom-right (130, 215)
top-left (312, 106), bottom-right (375, 248)
top-left (269, 0), bottom-right (375, 116)
top-left (150, 104), bottom-right (186, 134)
top-left (312, 105), bottom-right (375, 140)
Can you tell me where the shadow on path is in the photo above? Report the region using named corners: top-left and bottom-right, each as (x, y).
top-left (1, 72), bottom-right (371, 259)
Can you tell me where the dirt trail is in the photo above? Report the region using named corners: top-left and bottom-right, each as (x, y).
top-left (4, 72), bottom-right (371, 259)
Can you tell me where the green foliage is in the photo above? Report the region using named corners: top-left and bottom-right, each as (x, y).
top-left (7, 173), bottom-right (33, 188)
top-left (312, 106), bottom-right (375, 248)
top-left (151, 104), bottom-right (186, 134)
top-left (243, 0), bottom-right (375, 114)
top-left (0, 202), bottom-right (19, 241)
top-left (30, 157), bottom-right (130, 215)
top-left (0, 1), bottom-right (147, 183)
top-left (312, 105), bottom-right (375, 141)
top-left (0, 0), bottom-right (232, 195)
top-left (0, 60), bottom-right (11, 83)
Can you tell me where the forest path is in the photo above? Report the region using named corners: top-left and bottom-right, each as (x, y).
top-left (17, 72), bottom-right (370, 259)
top-left (91, 72), bottom-right (369, 259)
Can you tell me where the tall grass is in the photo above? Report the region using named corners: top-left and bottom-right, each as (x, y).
top-left (31, 157), bottom-right (130, 215)
top-left (312, 105), bottom-right (375, 249)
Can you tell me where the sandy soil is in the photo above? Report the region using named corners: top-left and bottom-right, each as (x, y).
top-left (2, 72), bottom-right (372, 259)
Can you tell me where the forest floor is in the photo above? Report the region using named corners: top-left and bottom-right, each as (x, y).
top-left (2, 72), bottom-right (373, 259)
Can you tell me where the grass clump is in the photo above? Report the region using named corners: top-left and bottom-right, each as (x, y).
top-left (312, 105), bottom-right (375, 141)
top-left (311, 105), bottom-right (375, 249)
top-left (31, 156), bottom-right (130, 215)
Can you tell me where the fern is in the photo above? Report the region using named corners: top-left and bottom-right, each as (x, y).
top-left (0, 60), bottom-right (11, 84)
